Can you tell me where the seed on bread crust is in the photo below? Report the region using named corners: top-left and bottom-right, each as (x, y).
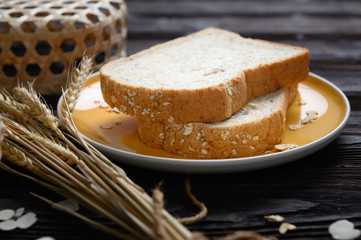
top-left (159, 133), bottom-right (165, 139)
top-left (168, 115), bottom-right (174, 123)
top-left (183, 124), bottom-right (193, 135)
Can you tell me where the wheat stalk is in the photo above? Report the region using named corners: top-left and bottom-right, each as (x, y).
top-left (0, 118), bottom-right (4, 160)
top-left (0, 56), bottom-right (193, 239)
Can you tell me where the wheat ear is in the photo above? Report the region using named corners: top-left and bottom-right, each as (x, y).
top-left (63, 56), bottom-right (93, 116)
top-left (0, 90), bottom-right (31, 122)
top-left (12, 85), bottom-right (60, 133)
top-left (1, 139), bottom-right (39, 171)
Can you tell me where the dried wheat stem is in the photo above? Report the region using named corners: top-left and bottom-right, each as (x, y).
top-left (0, 157), bottom-right (140, 240)
top-left (60, 125), bottom-right (161, 238)
top-left (5, 117), bottom-right (79, 165)
top-left (66, 135), bottom-right (160, 238)
top-left (0, 161), bottom-right (65, 197)
top-left (61, 85), bottom-right (191, 239)
top-left (76, 157), bottom-right (157, 239)
top-left (0, 118), bottom-right (4, 158)
top-left (31, 193), bottom-right (135, 240)
top-left (3, 135), bottom-right (145, 238)
top-left (3, 122), bottom-right (91, 187)
top-left (4, 127), bottom-right (149, 239)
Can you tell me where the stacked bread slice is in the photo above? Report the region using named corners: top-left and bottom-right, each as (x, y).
top-left (100, 28), bottom-right (309, 159)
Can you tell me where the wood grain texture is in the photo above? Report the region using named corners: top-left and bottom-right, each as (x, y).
top-left (1, 0), bottom-right (361, 239)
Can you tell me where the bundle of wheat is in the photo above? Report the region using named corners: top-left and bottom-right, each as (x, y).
top-left (0, 57), bottom-right (192, 240)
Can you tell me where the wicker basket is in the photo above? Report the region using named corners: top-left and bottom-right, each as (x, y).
top-left (0, 0), bottom-right (127, 94)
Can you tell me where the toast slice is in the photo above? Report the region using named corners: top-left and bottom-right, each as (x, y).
top-left (100, 27), bottom-right (308, 123)
top-left (137, 84), bottom-right (298, 159)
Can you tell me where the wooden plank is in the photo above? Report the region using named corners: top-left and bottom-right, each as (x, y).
top-left (127, 16), bottom-right (361, 39)
top-left (127, 0), bottom-right (361, 17)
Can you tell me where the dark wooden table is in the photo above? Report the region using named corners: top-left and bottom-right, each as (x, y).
top-left (1, 0), bottom-right (361, 239)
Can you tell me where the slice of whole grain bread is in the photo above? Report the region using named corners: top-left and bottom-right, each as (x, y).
top-left (100, 27), bottom-right (308, 123)
top-left (137, 84), bottom-right (298, 159)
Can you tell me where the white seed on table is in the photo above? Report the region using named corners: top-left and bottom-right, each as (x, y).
top-left (0, 209), bottom-right (15, 221)
top-left (279, 222), bottom-right (296, 234)
top-left (0, 219), bottom-right (17, 231)
top-left (14, 207), bottom-right (25, 218)
top-left (35, 237), bottom-right (56, 240)
top-left (264, 214), bottom-right (284, 222)
top-left (16, 212), bottom-right (37, 229)
top-left (328, 219), bottom-right (361, 240)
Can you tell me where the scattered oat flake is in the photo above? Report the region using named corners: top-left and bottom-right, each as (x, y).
top-left (14, 207), bottom-right (25, 218)
top-left (306, 110), bottom-right (318, 116)
top-left (55, 199), bottom-right (79, 212)
top-left (333, 229), bottom-right (361, 240)
top-left (264, 215), bottom-right (284, 222)
top-left (275, 144), bottom-right (299, 151)
top-left (329, 219), bottom-right (361, 240)
top-left (35, 237), bottom-right (56, 240)
top-left (114, 119), bottom-right (122, 125)
top-left (0, 209), bottom-right (15, 221)
top-left (247, 103), bottom-right (259, 109)
top-left (306, 111), bottom-right (318, 121)
top-left (16, 212), bottom-right (37, 229)
top-left (99, 101), bottom-right (109, 108)
top-left (295, 99), bottom-right (307, 105)
top-left (274, 144), bottom-right (289, 151)
top-left (0, 219), bottom-right (17, 231)
top-left (279, 222), bottom-right (296, 234)
top-left (168, 115), bottom-right (174, 123)
top-left (100, 123), bottom-right (112, 129)
top-left (301, 116), bottom-right (311, 124)
top-left (288, 124), bottom-right (300, 131)
top-left (112, 108), bottom-right (120, 113)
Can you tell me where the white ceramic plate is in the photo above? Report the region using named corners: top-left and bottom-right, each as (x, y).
top-left (57, 72), bottom-right (350, 173)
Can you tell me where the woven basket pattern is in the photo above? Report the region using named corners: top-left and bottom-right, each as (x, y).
top-left (0, 0), bottom-right (127, 94)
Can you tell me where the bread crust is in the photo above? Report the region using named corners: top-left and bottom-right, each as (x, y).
top-left (100, 28), bottom-right (309, 123)
top-left (137, 84), bottom-right (298, 159)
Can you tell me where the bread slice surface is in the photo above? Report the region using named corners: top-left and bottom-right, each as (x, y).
top-left (101, 27), bottom-right (308, 123)
top-left (137, 84), bottom-right (298, 159)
